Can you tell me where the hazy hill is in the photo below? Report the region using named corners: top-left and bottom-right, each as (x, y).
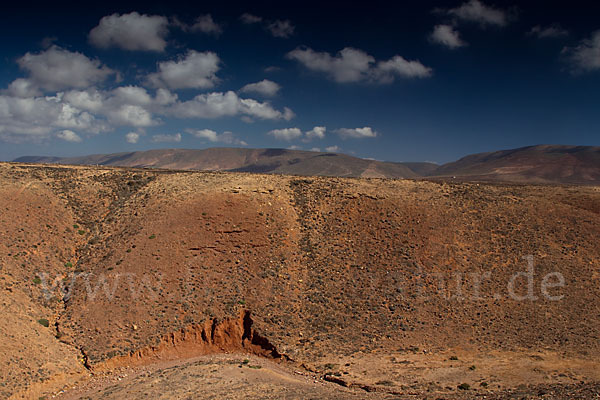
top-left (433, 144), bottom-right (600, 184)
top-left (13, 148), bottom-right (427, 179)
top-left (13, 144), bottom-right (600, 184)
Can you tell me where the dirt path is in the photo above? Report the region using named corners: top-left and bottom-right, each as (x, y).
top-left (55, 354), bottom-right (379, 400)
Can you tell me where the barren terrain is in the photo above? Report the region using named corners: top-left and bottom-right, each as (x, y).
top-left (14, 144), bottom-right (600, 184)
top-left (0, 162), bottom-right (599, 399)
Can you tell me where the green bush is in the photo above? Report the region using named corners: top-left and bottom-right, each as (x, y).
top-left (38, 318), bottom-right (50, 327)
top-left (458, 383), bottom-right (470, 390)
top-left (33, 277), bottom-right (42, 284)
top-left (149, 234), bottom-right (156, 239)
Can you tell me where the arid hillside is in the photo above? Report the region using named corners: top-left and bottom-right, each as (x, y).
top-left (13, 147), bottom-right (427, 179)
top-left (434, 144), bottom-right (600, 184)
top-left (0, 162), bottom-right (599, 399)
top-left (13, 144), bottom-right (600, 184)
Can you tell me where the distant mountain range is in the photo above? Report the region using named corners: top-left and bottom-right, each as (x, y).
top-left (433, 145), bottom-right (600, 185)
top-left (13, 148), bottom-right (433, 179)
top-left (12, 144), bottom-right (600, 184)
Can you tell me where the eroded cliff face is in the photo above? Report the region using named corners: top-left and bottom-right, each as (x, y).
top-left (1, 162), bottom-right (599, 398)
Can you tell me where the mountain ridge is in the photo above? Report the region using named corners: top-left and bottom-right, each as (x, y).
top-left (13, 147), bottom-right (429, 179)
top-left (13, 144), bottom-right (600, 184)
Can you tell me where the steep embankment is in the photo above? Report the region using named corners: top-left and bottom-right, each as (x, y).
top-left (0, 164), bottom-right (158, 398)
top-left (1, 162), bottom-right (599, 398)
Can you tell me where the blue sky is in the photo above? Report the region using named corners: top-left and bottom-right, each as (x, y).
top-left (1, 0), bottom-right (599, 163)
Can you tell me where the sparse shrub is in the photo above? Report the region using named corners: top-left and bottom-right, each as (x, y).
top-left (64, 262), bottom-right (73, 268)
top-left (77, 230), bottom-right (85, 235)
top-left (149, 234), bottom-right (156, 239)
top-left (33, 277), bottom-right (41, 284)
top-left (242, 359), bottom-right (250, 364)
top-left (73, 224), bottom-right (79, 229)
top-left (449, 355), bottom-right (459, 360)
top-left (458, 383), bottom-right (470, 390)
top-left (469, 365), bottom-right (476, 370)
top-left (248, 365), bottom-right (262, 369)
top-left (38, 319), bottom-right (50, 327)
top-left (324, 363), bottom-right (336, 370)
top-left (480, 382), bottom-right (488, 387)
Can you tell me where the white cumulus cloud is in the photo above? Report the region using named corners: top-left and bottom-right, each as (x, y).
top-left (147, 50), bottom-right (221, 90)
top-left (446, 0), bottom-right (509, 27)
top-left (151, 133), bottom-right (181, 143)
top-left (0, 93), bottom-right (106, 143)
top-left (335, 127), bottom-right (378, 139)
top-left (240, 13), bottom-right (263, 24)
top-left (188, 128), bottom-right (219, 141)
top-left (430, 25), bottom-right (467, 48)
top-left (240, 79), bottom-right (281, 96)
top-left (267, 20), bottom-right (295, 38)
top-left (56, 129), bottom-right (82, 142)
top-left (170, 91), bottom-right (294, 121)
top-left (528, 24), bottom-right (568, 39)
top-left (125, 132), bottom-right (140, 143)
top-left (286, 47), bottom-right (431, 83)
top-left (175, 15), bottom-right (223, 35)
top-left (564, 30), bottom-right (600, 73)
top-left (305, 126), bottom-right (326, 140)
top-left (89, 12), bottom-right (170, 51)
top-left (16, 46), bottom-right (115, 92)
top-left (240, 14), bottom-right (294, 38)
top-left (62, 89), bottom-right (105, 112)
top-left (267, 127), bottom-right (302, 141)
top-left (187, 128), bottom-right (247, 145)
top-left (3, 79), bottom-right (41, 98)
top-left (111, 86), bottom-right (154, 106)
top-left (107, 104), bottom-right (157, 127)
top-left (190, 14), bottom-right (223, 35)
top-left (63, 86), bottom-right (162, 127)
top-left (374, 56), bottom-right (433, 82)
top-left (325, 145), bottom-right (341, 152)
